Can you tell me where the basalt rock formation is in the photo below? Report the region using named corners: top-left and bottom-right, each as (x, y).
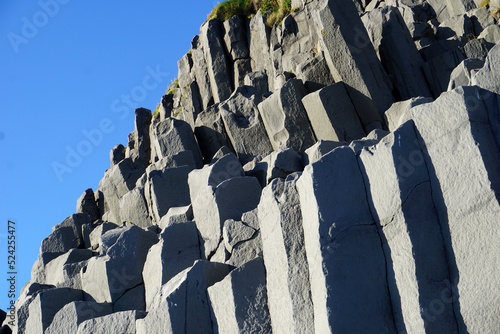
top-left (7, 0), bottom-right (500, 333)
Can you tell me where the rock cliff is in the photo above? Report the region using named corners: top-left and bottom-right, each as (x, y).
top-left (5, 0), bottom-right (500, 333)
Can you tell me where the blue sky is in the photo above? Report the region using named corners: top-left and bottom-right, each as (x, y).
top-left (0, 1), bottom-right (218, 311)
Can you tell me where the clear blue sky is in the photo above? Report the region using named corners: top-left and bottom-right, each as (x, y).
top-left (0, 1), bottom-right (218, 311)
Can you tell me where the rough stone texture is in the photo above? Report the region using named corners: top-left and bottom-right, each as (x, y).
top-left (128, 108), bottom-right (152, 169)
top-left (258, 175), bottom-right (314, 334)
top-left (463, 38), bottom-right (489, 59)
top-left (76, 189), bottom-right (99, 222)
top-left (411, 86), bottom-right (500, 333)
top-left (447, 57), bottom-right (485, 91)
top-left (45, 301), bottom-right (113, 334)
top-left (24, 288), bottom-right (83, 334)
top-left (245, 149), bottom-right (303, 188)
top-left (384, 96), bottom-right (433, 132)
top-left (44, 249), bottom-right (92, 289)
top-left (244, 71), bottom-right (269, 95)
top-left (423, 49), bottom-right (466, 97)
top-left (258, 78), bottom-right (316, 153)
top-left (478, 24), bottom-right (500, 46)
top-left (89, 222), bottom-right (119, 252)
top-left (201, 19), bottom-right (233, 103)
top-left (159, 205), bottom-right (193, 229)
top-left (110, 144), bottom-right (125, 167)
top-left (150, 118), bottom-right (203, 168)
top-left (81, 225), bottom-right (157, 303)
top-left (192, 176), bottom-right (261, 259)
top-left (142, 221), bottom-right (201, 310)
top-left (361, 6), bottom-right (432, 100)
top-left (223, 15), bottom-right (250, 61)
top-left (222, 219), bottom-right (257, 253)
top-left (313, 0), bottom-right (394, 118)
top-left (77, 310), bottom-right (145, 334)
top-left (295, 52), bottom-right (334, 93)
top-left (137, 261), bottom-right (230, 334)
top-left (191, 35), bottom-right (214, 110)
top-left (302, 82), bottom-right (366, 142)
top-left (194, 103), bottom-right (234, 164)
top-left (248, 10), bottom-right (274, 92)
top-left (302, 140), bottom-right (345, 165)
top-left (119, 187), bottom-right (151, 227)
top-left (208, 257), bottom-right (272, 334)
top-left (112, 284), bottom-right (146, 312)
top-left (471, 41), bottom-right (500, 94)
top-left (297, 146), bottom-right (396, 333)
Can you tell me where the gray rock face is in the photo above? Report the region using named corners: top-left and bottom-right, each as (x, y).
top-left (119, 187), bottom-right (151, 227)
top-left (361, 6), bottom-right (432, 100)
top-left (219, 86), bottom-right (273, 164)
top-left (313, 0), bottom-right (394, 117)
top-left (223, 15), bottom-right (250, 61)
top-left (110, 144), bottom-right (125, 167)
top-left (76, 189), bottom-right (99, 221)
top-left (77, 310), bottom-right (145, 334)
top-left (44, 249), bottom-right (93, 289)
top-left (201, 19), bottom-right (233, 103)
top-left (258, 78), bottom-right (316, 153)
top-left (258, 176), bottom-right (314, 334)
top-left (423, 48), bottom-right (466, 97)
top-left (295, 52), bottom-right (334, 93)
top-left (471, 41), bottom-right (500, 94)
top-left (384, 96), bottom-right (433, 132)
top-left (159, 205), bottom-right (193, 229)
top-left (142, 222), bottom-right (201, 310)
top-left (137, 260), bottom-right (230, 334)
top-left (45, 301), bottom-right (113, 334)
top-left (248, 10), bottom-right (274, 92)
top-left (191, 35), bottom-right (214, 110)
top-left (302, 82), bottom-right (366, 142)
top-left (478, 24), bottom-right (500, 45)
top-left (297, 146), bottom-right (396, 333)
top-left (128, 108), bottom-right (152, 169)
top-left (89, 222), bottom-right (119, 252)
top-left (302, 140), bottom-right (346, 165)
top-left (208, 257), bottom-right (272, 334)
top-left (244, 71), bottom-right (269, 95)
top-left (447, 58), bottom-right (485, 91)
top-left (245, 149), bottom-right (303, 188)
top-left (81, 225), bottom-right (157, 304)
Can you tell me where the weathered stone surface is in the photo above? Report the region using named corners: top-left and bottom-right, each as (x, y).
top-left (40, 227), bottom-right (79, 257)
top-left (297, 146), bottom-right (396, 333)
top-left (248, 10), bottom-right (274, 92)
top-left (81, 225), bottom-right (157, 303)
top-left (258, 175), bottom-right (314, 334)
top-left (296, 52), bottom-right (334, 93)
top-left (89, 222), bottom-right (119, 252)
top-left (349, 128), bottom-right (390, 154)
top-left (411, 86), bottom-right (500, 333)
top-left (201, 19), bottom-right (233, 103)
top-left (110, 144), bottom-right (125, 167)
top-left (177, 81), bottom-right (203, 130)
top-left (245, 149), bottom-right (303, 188)
top-left (210, 145), bottom-right (232, 163)
top-left (155, 94), bottom-right (173, 122)
top-left (313, 0), bottom-right (394, 117)
top-left (447, 57), bottom-right (485, 91)
top-left (113, 284), bottom-right (146, 312)
top-left (150, 118), bottom-right (203, 168)
top-left (194, 103), bottom-right (234, 163)
top-left (119, 187), bottom-right (151, 227)
top-left (142, 221), bottom-right (201, 310)
top-left (302, 140), bottom-right (345, 165)
top-left (423, 49), bottom-right (466, 97)
top-left (45, 301), bottom-right (113, 334)
top-left (177, 53), bottom-right (193, 90)
top-left (362, 6), bottom-right (432, 100)
top-left (234, 58), bottom-right (253, 88)
top-left (159, 205), bottom-right (193, 229)
top-left (128, 108), bottom-right (152, 169)
top-left (258, 78), bottom-right (316, 153)
top-left (220, 86), bottom-right (273, 164)
top-left (76, 189), bottom-right (99, 221)
top-left (302, 82), bottom-right (366, 141)
top-left (223, 15), bottom-right (250, 61)
top-left (384, 96), bottom-right (433, 132)
top-left (44, 249), bottom-right (93, 289)
top-left (192, 176), bottom-right (261, 259)
top-left (208, 257), bottom-right (272, 334)
top-left (478, 24), bottom-right (500, 46)
top-left (437, 14), bottom-right (475, 41)
top-left (463, 37), bottom-right (489, 59)
top-left (24, 288), bottom-right (83, 334)
top-left (471, 41), bottom-right (500, 94)
top-left (137, 260), bottom-right (230, 334)
top-left (77, 310), bottom-right (145, 334)
top-left (222, 219), bottom-right (257, 253)
top-left (191, 35), bottom-right (214, 110)
top-left (188, 152), bottom-right (244, 203)
top-left (244, 71), bottom-right (269, 95)
top-left (144, 165), bottom-right (193, 222)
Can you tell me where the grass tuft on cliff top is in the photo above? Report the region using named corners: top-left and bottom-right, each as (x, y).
top-left (208, 0), bottom-right (292, 26)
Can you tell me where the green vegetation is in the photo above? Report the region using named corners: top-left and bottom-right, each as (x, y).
top-left (153, 104), bottom-right (160, 119)
top-left (208, 0), bottom-right (292, 27)
top-left (166, 78), bottom-right (179, 95)
top-left (480, 0), bottom-right (489, 6)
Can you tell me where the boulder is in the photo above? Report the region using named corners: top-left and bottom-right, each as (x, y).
top-left (208, 257), bottom-right (272, 334)
top-left (150, 118), bottom-right (203, 168)
top-left (411, 86), bottom-right (500, 332)
top-left (112, 284), bottom-right (146, 312)
top-left (222, 219), bottom-right (257, 254)
top-left (159, 205), bottom-right (193, 229)
top-left (313, 0), bottom-right (394, 117)
top-left (244, 71), bottom-right (269, 95)
top-left (478, 24), bottom-right (500, 46)
top-left (447, 58), bottom-right (485, 91)
top-left (142, 221), bottom-right (201, 310)
top-left (77, 310), bottom-right (146, 334)
top-left (244, 149), bottom-right (303, 188)
top-left (258, 175), bottom-right (314, 333)
top-left (110, 144), bottom-right (125, 167)
top-left (436, 14), bottom-right (475, 41)
top-left (192, 177), bottom-right (261, 259)
top-left (194, 103), bottom-right (234, 163)
top-left (127, 108), bottom-right (152, 169)
top-left (471, 41), bottom-right (500, 94)
top-left (201, 19), bottom-right (233, 103)
top-left (361, 6), bottom-right (432, 100)
top-left (463, 38), bottom-right (489, 59)
top-left (219, 86), bottom-right (273, 164)
top-left (302, 82), bottom-right (366, 141)
top-left (224, 209), bottom-right (263, 267)
top-left (257, 78), bottom-right (316, 153)
top-left (144, 165), bottom-right (193, 222)
top-left (384, 97), bottom-right (433, 132)
top-left (24, 288), bottom-right (83, 334)
top-left (44, 249), bottom-right (93, 289)
top-left (295, 52), bottom-right (334, 93)
top-left (81, 225), bottom-right (157, 303)
top-left (137, 260), bottom-right (231, 334)
top-left (89, 222), bottom-right (119, 252)
top-left (302, 140), bottom-right (345, 165)
top-left (45, 301), bottom-right (113, 334)
top-left (76, 189), bottom-right (99, 221)
top-left (296, 146), bottom-right (396, 333)
top-left (119, 187), bottom-right (152, 227)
